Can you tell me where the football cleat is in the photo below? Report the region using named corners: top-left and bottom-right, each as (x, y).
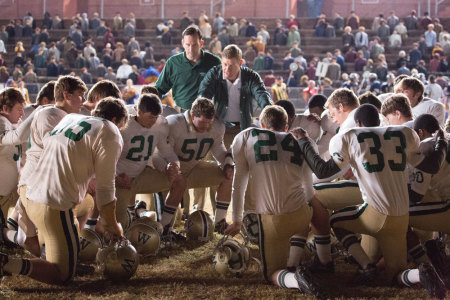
top-left (126, 222), bottom-right (160, 257)
top-left (240, 213), bottom-right (259, 245)
top-left (349, 263), bottom-right (377, 285)
top-left (184, 210), bottom-right (214, 242)
top-left (96, 238), bottom-right (139, 282)
top-left (214, 219), bottom-right (229, 235)
top-left (162, 224), bottom-right (186, 243)
top-left (419, 262), bottom-right (446, 300)
top-left (425, 239), bottom-right (450, 284)
top-left (79, 228), bottom-right (104, 263)
top-left (294, 265), bottom-right (323, 298)
top-left (213, 235), bottom-right (249, 277)
top-left (305, 255), bottom-right (335, 274)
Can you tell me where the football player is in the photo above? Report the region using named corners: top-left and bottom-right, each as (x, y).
top-left (152, 98), bottom-right (233, 237)
top-left (225, 105), bottom-right (322, 297)
top-left (292, 104), bottom-right (447, 298)
top-left (114, 93), bottom-right (181, 230)
top-left (0, 97), bottom-right (127, 285)
top-left (79, 80), bottom-right (121, 116)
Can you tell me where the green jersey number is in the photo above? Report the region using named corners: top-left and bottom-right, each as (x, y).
top-left (179, 138), bottom-right (214, 162)
top-left (252, 129), bottom-right (303, 166)
top-left (126, 135), bottom-right (154, 162)
top-left (13, 145), bottom-right (21, 161)
top-left (51, 119), bottom-right (93, 142)
top-left (357, 130), bottom-right (406, 173)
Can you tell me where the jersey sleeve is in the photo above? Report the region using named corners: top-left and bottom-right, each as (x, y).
top-left (94, 124), bottom-right (123, 208)
top-left (404, 128), bottom-right (424, 167)
top-left (410, 169), bottom-right (432, 197)
top-left (155, 59), bottom-right (173, 96)
top-left (328, 133), bottom-right (351, 169)
top-left (231, 132), bottom-right (249, 223)
top-left (155, 121), bottom-right (179, 167)
top-left (210, 122), bottom-right (232, 168)
top-left (0, 110), bottom-right (36, 145)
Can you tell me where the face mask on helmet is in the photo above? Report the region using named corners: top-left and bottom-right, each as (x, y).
top-left (241, 213), bottom-right (259, 245)
top-left (96, 238), bottom-right (139, 282)
top-left (213, 235), bottom-right (250, 277)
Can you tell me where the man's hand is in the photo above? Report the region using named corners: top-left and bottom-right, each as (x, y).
top-left (224, 221), bottom-right (242, 237)
top-left (115, 173), bottom-right (132, 189)
top-left (223, 164), bottom-right (234, 180)
top-left (103, 221), bottom-right (124, 242)
top-left (290, 127), bottom-right (309, 140)
top-left (165, 162), bottom-right (181, 182)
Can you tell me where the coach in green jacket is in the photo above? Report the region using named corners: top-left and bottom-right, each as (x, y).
top-left (198, 44), bottom-right (272, 136)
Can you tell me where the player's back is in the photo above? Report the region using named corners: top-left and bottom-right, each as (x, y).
top-left (330, 125), bottom-right (422, 216)
top-left (26, 114), bottom-right (122, 210)
top-left (234, 127), bottom-right (312, 215)
top-left (0, 115), bottom-right (21, 195)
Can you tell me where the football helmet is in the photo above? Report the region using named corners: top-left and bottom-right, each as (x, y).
top-left (96, 238), bottom-right (139, 282)
top-left (132, 217), bottom-right (164, 235)
top-left (79, 228), bottom-right (103, 263)
top-left (241, 213), bottom-right (259, 245)
top-left (213, 235), bottom-right (250, 277)
top-left (125, 223), bottom-right (160, 257)
top-left (184, 210), bottom-right (214, 242)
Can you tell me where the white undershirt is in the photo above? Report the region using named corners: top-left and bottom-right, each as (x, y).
top-left (224, 71), bottom-right (241, 123)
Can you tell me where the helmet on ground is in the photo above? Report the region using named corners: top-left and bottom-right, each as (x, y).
top-left (132, 217), bottom-right (163, 235)
top-left (79, 228), bottom-right (103, 263)
top-left (241, 213), bottom-right (259, 245)
top-left (184, 210), bottom-right (214, 242)
top-left (125, 222), bottom-right (160, 257)
top-left (213, 235), bottom-right (249, 277)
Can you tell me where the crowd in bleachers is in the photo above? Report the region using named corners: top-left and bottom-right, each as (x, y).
top-left (0, 10), bottom-right (448, 111)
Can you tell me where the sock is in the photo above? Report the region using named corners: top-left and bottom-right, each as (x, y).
top-left (314, 234), bottom-right (332, 264)
top-left (348, 242), bottom-right (371, 269)
top-left (85, 218), bottom-right (98, 230)
top-left (276, 269), bottom-right (298, 289)
top-left (3, 228), bottom-right (17, 244)
top-left (287, 235), bottom-right (306, 267)
top-left (399, 269), bottom-right (420, 286)
top-left (408, 244), bottom-right (429, 264)
top-left (161, 204), bottom-right (177, 228)
top-left (7, 217), bottom-right (18, 231)
top-left (4, 257), bottom-right (32, 275)
top-left (214, 201), bottom-right (229, 224)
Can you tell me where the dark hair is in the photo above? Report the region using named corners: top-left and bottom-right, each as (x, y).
top-left (381, 94), bottom-right (412, 119)
top-left (182, 26), bottom-right (202, 40)
top-left (36, 81), bottom-right (56, 105)
top-left (137, 94), bottom-right (162, 115)
top-left (308, 94), bottom-right (327, 110)
top-left (54, 75), bottom-right (87, 102)
top-left (140, 85), bottom-right (158, 95)
top-left (414, 114), bottom-right (440, 134)
top-left (191, 97), bottom-right (215, 119)
top-left (87, 80), bottom-right (121, 103)
top-left (260, 105), bottom-right (288, 131)
top-left (354, 104), bottom-right (380, 127)
top-left (93, 97), bottom-right (128, 125)
top-left (358, 92), bottom-right (381, 110)
top-left (0, 87), bottom-right (25, 110)
top-left (275, 100), bottom-right (295, 119)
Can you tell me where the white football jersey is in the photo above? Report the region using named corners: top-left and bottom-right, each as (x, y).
top-left (0, 115), bottom-right (21, 195)
top-left (231, 128), bottom-right (313, 223)
top-left (116, 115), bottom-right (178, 178)
top-left (126, 104), bottom-right (178, 118)
top-left (291, 114), bottom-right (321, 142)
top-left (153, 111), bottom-right (230, 173)
top-left (330, 126), bottom-right (423, 216)
top-left (23, 104), bottom-right (37, 120)
top-left (317, 110), bottom-right (339, 159)
top-left (26, 114), bottom-right (123, 210)
top-left (412, 98), bottom-right (446, 126)
top-left (19, 106), bottom-right (67, 187)
top-left (79, 105), bottom-right (92, 116)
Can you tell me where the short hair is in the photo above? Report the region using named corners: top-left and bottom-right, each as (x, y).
top-left (325, 88), bottom-right (359, 110)
top-left (260, 105), bottom-right (288, 131)
top-left (36, 81), bottom-right (56, 105)
top-left (54, 75), bottom-right (87, 102)
top-left (182, 26), bottom-right (202, 40)
top-left (191, 97), bottom-right (215, 119)
top-left (358, 92), bottom-right (381, 110)
top-left (92, 97), bottom-right (128, 126)
top-left (222, 44), bottom-right (242, 61)
top-left (87, 80), bottom-right (121, 103)
top-left (275, 100), bottom-right (295, 119)
top-left (399, 77), bottom-right (424, 102)
top-left (0, 87), bottom-right (25, 110)
top-left (308, 94), bottom-right (327, 111)
top-left (380, 94), bottom-right (412, 119)
top-left (354, 104), bottom-right (380, 127)
top-left (394, 74), bottom-right (409, 85)
top-left (137, 94), bottom-right (162, 115)
top-left (414, 114), bottom-right (440, 134)
top-left (140, 85), bottom-right (158, 95)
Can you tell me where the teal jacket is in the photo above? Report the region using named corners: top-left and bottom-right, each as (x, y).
top-left (198, 65), bottom-right (272, 130)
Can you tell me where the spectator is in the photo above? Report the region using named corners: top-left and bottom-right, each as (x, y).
top-left (274, 19), bottom-right (287, 46)
top-left (286, 14), bottom-right (299, 30)
top-left (325, 56), bottom-right (341, 82)
top-left (52, 14), bottom-right (62, 29)
top-left (83, 41), bottom-right (96, 59)
top-left (80, 13), bottom-right (89, 32)
top-left (0, 53), bottom-right (5, 67)
top-left (432, 42), bottom-right (444, 57)
top-left (128, 65), bottom-right (140, 84)
top-left (429, 54), bottom-right (441, 72)
top-left (218, 28), bottom-right (230, 49)
top-left (363, 58), bottom-right (374, 73)
top-left (257, 25), bottom-right (270, 45)
top-left (282, 52), bottom-right (294, 70)
top-left (116, 58), bottom-right (132, 82)
top-left (371, 13), bottom-right (384, 32)
top-left (306, 60), bottom-right (317, 81)
top-left (103, 27), bottom-right (115, 48)
top-left (127, 12), bottom-right (136, 27)
top-left (404, 10), bottom-right (418, 30)
top-left (287, 25), bottom-right (301, 47)
top-left (89, 12), bottom-right (101, 30)
top-left (424, 24), bottom-right (437, 51)
top-left (80, 67), bottom-right (92, 84)
top-left (180, 11), bottom-right (193, 33)
top-left (97, 20), bottom-right (107, 38)
top-left (315, 17), bottom-right (327, 37)
top-left (104, 67), bottom-right (116, 82)
top-left (346, 10), bottom-right (360, 30)
top-left (377, 20), bottom-right (390, 38)
top-left (157, 58), bottom-right (165, 73)
top-left (425, 75), bottom-right (444, 101)
top-left (0, 66), bottom-right (9, 83)
top-left (355, 26), bottom-right (368, 49)
top-left (161, 27), bottom-right (172, 45)
top-left (345, 47), bottom-right (357, 62)
top-left (13, 52), bottom-right (24, 68)
top-left (57, 58), bottom-right (65, 75)
top-left (253, 52), bottom-right (265, 71)
top-left (23, 66), bottom-right (37, 83)
top-left (38, 27), bottom-right (49, 44)
top-left (208, 35), bottom-right (221, 56)
top-left (12, 65), bottom-right (22, 81)
top-left (43, 11), bottom-right (52, 29)
top-left (375, 59), bottom-right (388, 82)
top-left (198, 10), bottom-right (208, 27)
top-left (88, 53), bottom-right (100, 71)
top-left (389, 30), bottom-right (402, 48)
top-left (342, 26), bottom-right (354, 47)
top-left (303, 80), bottom-right (318, 106)
top-left (417, 60), bottom-right (428, 77)
top-left (113, 12), bottom-right (123, 31)
top-left (124, 20), bottom-right (135, 39)
top-left (409, 42), bottom-right (422, 68)
top-left (433, 18), bottom-right (443, 37)
top-left (321, 77), bottom-right (335, 97)
top-left (395, 20), bottom-right (408, 40)
top-left (72, 26), bottom-right (83, 49)
top-left (396, 50), bottom-right (408, 69)
top-left (386, 11), bottom-right (399, 33)
top-left (397, 61), bottom-right (411, 76)
top-left (5, 20), bottom-right (15, 39)
top-left (102, 50), bottom-right (112, 68)
top-left (171, 46), bottom-right (181, 56)
top-left (46, 57), bottom-right (58, 76)
top-left (263, 70), bottom-right (276, 87)
top-left (325, 22), bottom-right (336, 38)
top-left (264, 50), bottom-right (274, 70)
top-left (238, 18), bottom-right (248, 36)
top-left (141, 64), bottom-right (160, 84)
top-left (334, 12), bottom-right (344, 31)
top-left (212, 12), bottom-right (224, 34)
top-left (143, 41), bottom-right (154, 65)
top-left (419, 12), bottom-right (432, 30)
top-left (334, 49), bottom-right (345, 70)
top-left (122, 78), bottom-right (138, 104)
top-left (271, 76), bottom-right (288, 102)
top-left (75, 51), bottom-right (86, 69)
top-left (130, 49), bottom-right (143, 69)
top-left (126, 36), bottom-right (140, 58)
top-left (14, 41), bottom-right (25, 55)
top-left (0, 39), bottom-right (5, 55)
top-left (48, 42), bottom-right (61, 62)
top-left (370, 38), bottom-right (384, 59)
top-left (245, 21), bottom-right (257, 37)
top-left (292, 59), bottom-right (305, 85)
top-left (0, 25), bottom-right (8, 44)
top-left (34, 49), bottom-right (46, 69)
top-left (200, 18), bottom-right (212, 39)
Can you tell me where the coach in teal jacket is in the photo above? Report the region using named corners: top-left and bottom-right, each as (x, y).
top-left (198, 45), bottom-right (272, 131)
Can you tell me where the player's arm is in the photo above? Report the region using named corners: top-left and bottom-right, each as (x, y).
top-left (155, 129), bottom-right (181, 181)
top-left (413, 133), bottom-right (447, 174)
top-left (197, 66), bottom-right (218, 100)
top-left (95, 127), bottom-right (124, 238)
top-left (154, 61), bottom-right (172, 98)
top-left (210, 124), bottom-right (234, 179)
top-left (225, 135), bottom-right (248, 236)
top-left (0, 107), bottom-right (42, 145)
